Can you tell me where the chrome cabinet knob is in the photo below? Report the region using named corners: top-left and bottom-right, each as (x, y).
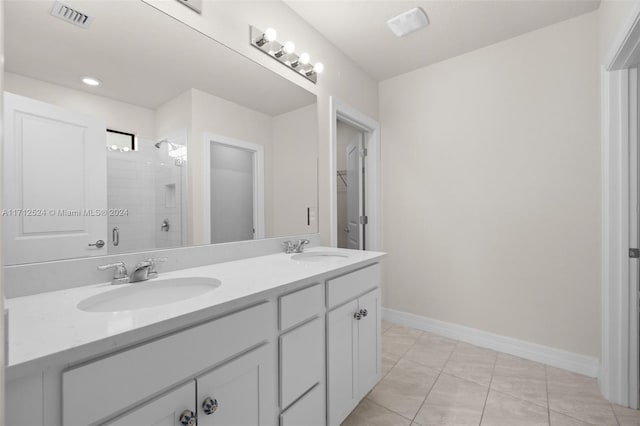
top-left (88, 239), bottom-right (105, 248)
top-left (202, 397), bottom-right (218, 415)
top-left (354, 312), bottom-right (362, 320)
top-left (179, 410), bottom-right (196, 426)
top-left (360, 308), bottom-right (368, 318)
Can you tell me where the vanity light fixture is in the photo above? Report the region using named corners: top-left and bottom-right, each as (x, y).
top-left (81, 76), bottom-right (101, 86)
top-left (250, 25), bottom-right (323, 84)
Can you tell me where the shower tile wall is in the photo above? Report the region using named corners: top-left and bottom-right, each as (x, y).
top-left (154, 147), bottom-right (183, 249)
top-left (107, 145), bottom-right (156, 254)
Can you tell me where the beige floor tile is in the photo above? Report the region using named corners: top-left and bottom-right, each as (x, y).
top-left (443, 343), bottom-right (497, 386)
top-left (547, 380), bottom-right (617, 426)
top-left (402, 334), bottom-right (457, 371)
top-left (414, 373), bottom-right (488, 426)
top-left (382, 354), bottom-right (398, 377)
top-left (342, 399), bottom-right (412, 426)
top-left (386, 325), bottom-right (424, 339)
top-left (480, 390), bottom-right (549, 426)
top-left (368, 358), bottom-right (439, 420)
top-left (545, 367), bottom-right (599, 395)
top-left (549, 411), bottom-right (597, 426)
top-left (382, 320), bottom-right (394, 333)
top-left (490, 373), bottom-right (547, 408)
top-left (382, 327), bottom-right (422, 361)
top-left (614, 404), bottom-right (640, 426)
top-left (494, 353), bottom-right (546, 379)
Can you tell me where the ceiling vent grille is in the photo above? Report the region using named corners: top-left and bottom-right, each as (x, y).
top-left (50, 1), bottom-right (94, 29)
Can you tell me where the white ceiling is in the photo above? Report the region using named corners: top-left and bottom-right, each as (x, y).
top-left (5, 0), bottom-right (315, 115)
top-left (284, 0), bottom-right (601, 81)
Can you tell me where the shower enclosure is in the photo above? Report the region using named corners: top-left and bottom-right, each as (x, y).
top-left (107, 132), bottom-right (187, 254)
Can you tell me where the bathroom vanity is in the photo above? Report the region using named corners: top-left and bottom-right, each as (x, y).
top-left (5, 248), bottom-right (385, 426)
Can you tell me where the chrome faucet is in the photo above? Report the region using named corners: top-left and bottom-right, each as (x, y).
top-left (282, 239), bottom-right (310, 254)
top-left (130, 257), bottom-right (167, 283)
top-left (293, 239), bottom-right (310, 253)
top-left (97, 262), bottom-right (129, 285)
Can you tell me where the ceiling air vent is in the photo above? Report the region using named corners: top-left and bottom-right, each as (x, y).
top-left (50, 1), bottom-right (94, 29)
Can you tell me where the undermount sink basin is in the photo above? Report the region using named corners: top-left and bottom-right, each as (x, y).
top-left (291, 252), bottom-right (349, 262)
top-left (78, 277), bottom-right (221, 313)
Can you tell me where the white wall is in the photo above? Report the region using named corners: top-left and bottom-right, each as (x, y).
top-left (272, 104), bottom-right (318, 236)
top-left (143, 0), bottom-right (379, 244)
top-left (380, 12), bottom-right (601, 357)
top-left (4, 73), bottom-right (155, 139)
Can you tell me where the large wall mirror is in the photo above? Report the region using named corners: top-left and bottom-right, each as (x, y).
top-left (3, 1), bottom-right (318, 265)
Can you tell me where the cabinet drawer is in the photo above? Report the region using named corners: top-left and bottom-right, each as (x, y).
top-left (280, 317), bottom-right (323, 409)
top-left (279, 283), bottom-right (322, 330)
top-left (63, 302), bottom-right (274, 426)
top-left (327, 263), bottom-right (381, 308)
top-left (280, 384), bottom-right (324, 426)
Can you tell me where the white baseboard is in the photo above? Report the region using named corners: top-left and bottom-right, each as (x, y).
top-left (382, 307), bottom-right (600, 378)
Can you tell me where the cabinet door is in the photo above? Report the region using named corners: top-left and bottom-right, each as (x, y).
top-left (327, 299), bottom-right (358, 426)
top-left (197, 344), bottom-right (275, 426)
top-left (106, 381), bottom-right (195, 426)
top-left (357, 288), bottom-right (381, 398)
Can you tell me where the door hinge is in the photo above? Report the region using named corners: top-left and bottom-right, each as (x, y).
top-left (360, 148), bottom-right (368, 157)
top-left (359, 215), bottom-right (368, 225)
top-left (630, 248), bottom-right (640, 258)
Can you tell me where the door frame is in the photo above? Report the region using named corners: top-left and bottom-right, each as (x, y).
top-left (202, 133), bottom-right (264, 244)
top-left (601, 1), bottom-right (640, 408)
top-left (329, 97), bottom-right (381, 250)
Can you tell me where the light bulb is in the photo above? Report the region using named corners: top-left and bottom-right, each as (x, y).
top-left (313, 62), bottom-right (324, 74)
top-left (299, 52), bottom-right (310, 65)
top-left (256, 27), bottom-right (277, 46)
top-left (275, 40), bottom-right (296, 58)
top-left (283, 41), bottom-right (295, 54)
top-left (264, 27), bottom-right (277, 42)
top-left (110, 144), bottom-right (118, 151)
top-left (122, 147), bottom-right (130, 152)
top-left (82, 77), bottom-right (101, 86)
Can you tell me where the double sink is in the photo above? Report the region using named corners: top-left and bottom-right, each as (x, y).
top-left (77, 250), bottom-right (349, 313)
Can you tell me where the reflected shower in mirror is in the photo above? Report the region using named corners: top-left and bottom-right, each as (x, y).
top-left (3, 0), bottom-right (318, 265)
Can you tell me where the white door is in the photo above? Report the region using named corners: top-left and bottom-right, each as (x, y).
top-left (210, 142), bottom-right (255, 244)
top-left (106, 381), bottom-right (196, 426)
top-left (346, 135), bottom-right (363, 250)
top-left (327, 299), bottom-right (359, 426)
top-left (197, 344), bottom-right (273, 426)
top-left (357, 289), bottom-right (381, 398)
top-left (3, 92), bottom-right (107, 264)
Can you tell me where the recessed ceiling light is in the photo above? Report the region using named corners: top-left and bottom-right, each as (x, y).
top-left (387, 7), bottom-right (430, 37)
top-left (81, 77), bottom-right (101, 86)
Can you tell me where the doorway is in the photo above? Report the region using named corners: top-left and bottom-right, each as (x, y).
top-left (330, 97), bottom-right (381, 251)
top-left (203, 134), bottom-right (264, 245)
top-left (602, 3), bottom-right (640, 408)
top-left (336, 121), bottom-right (365, 249)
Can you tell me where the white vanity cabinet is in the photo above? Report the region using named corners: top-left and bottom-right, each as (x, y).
top-left (5, 256), bottom-right (385, 426)
top-left (106, 381), bottom-right (196, 426)
top-left (326, 265), bottom-right (382, 426)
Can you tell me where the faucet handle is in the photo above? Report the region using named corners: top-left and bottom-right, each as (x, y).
top-left (97, 262), bottom-right (129, 284)
top-left (282, 241), bottom-right (294, 254)
top-left (146, 257), bottom-right (168, 276)
top-left (294, 239), bottom-right (310, 253)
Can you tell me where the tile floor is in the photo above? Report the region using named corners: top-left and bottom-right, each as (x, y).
top-left (342, 321), bottom-right (640, 426)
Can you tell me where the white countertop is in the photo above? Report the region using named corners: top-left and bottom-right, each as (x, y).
top-left (5, 247), bottom-right (385, 378)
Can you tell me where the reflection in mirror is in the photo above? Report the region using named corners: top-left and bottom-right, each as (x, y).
top-left (3, 0), bottom-right (318, 265)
